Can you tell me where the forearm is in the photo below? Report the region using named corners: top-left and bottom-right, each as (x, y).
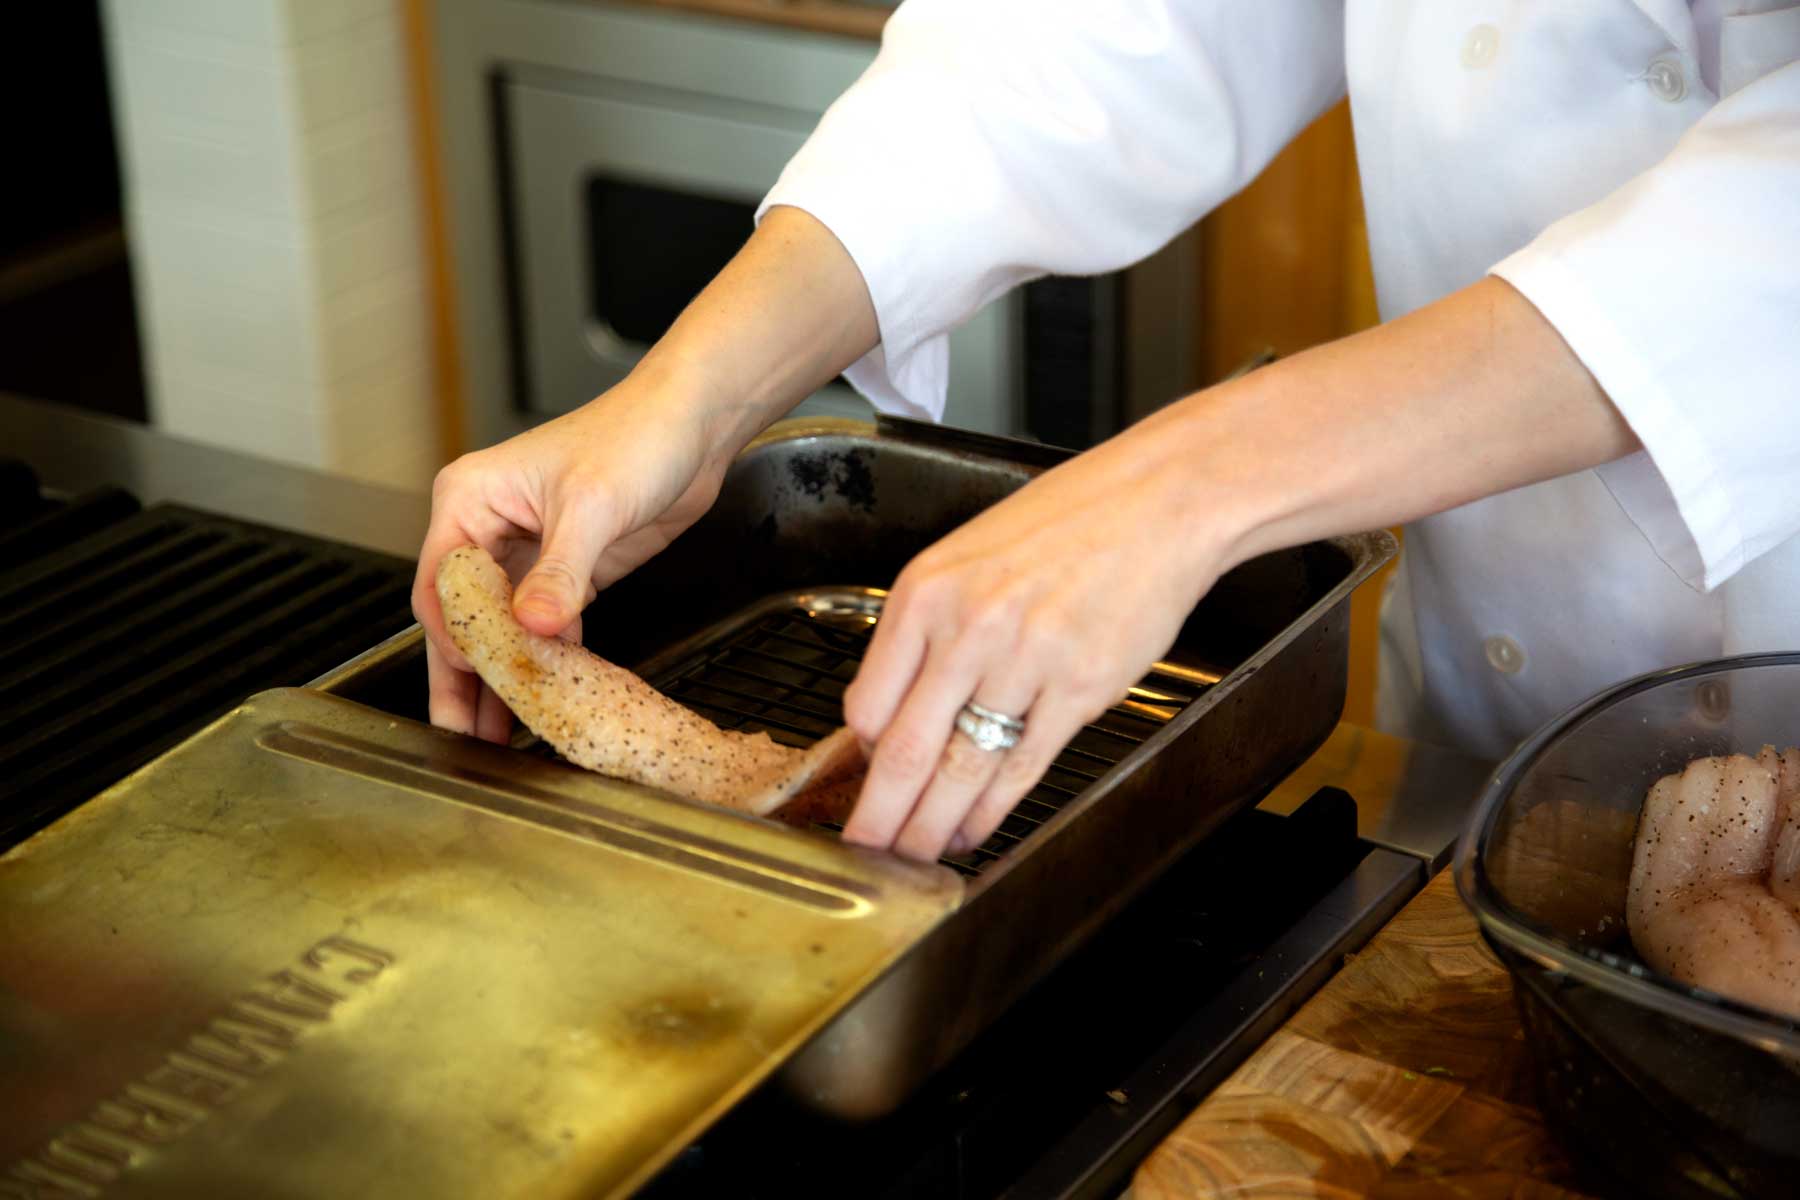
top-left (1147, 275), bottom-right (1640, 573)
top-left (631, 205), bottom-right (879, 456)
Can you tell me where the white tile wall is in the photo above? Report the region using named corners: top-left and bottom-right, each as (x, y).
top-left (102, 0), bottom-right (440, 491)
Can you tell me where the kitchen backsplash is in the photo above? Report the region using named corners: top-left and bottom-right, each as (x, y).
top-left (101, 0), bottom-right (439, 490)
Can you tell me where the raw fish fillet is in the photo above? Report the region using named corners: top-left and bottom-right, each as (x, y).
top-left (437, 544), bottom-right (863, 821)
top-left (1627, 747), bottom-right (1800, 1018)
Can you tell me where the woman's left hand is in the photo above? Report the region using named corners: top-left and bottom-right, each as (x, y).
top-left (839, 277), bottom-right (1642, 864)
top-left (839, 403), bottom-right (1241, 863)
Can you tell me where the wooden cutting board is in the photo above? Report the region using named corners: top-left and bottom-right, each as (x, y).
top-left (1133, 869), bottom-right (1601, 1198)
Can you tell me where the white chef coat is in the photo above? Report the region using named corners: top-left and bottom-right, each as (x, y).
top-left (760, 0), bottom-right (1800, 761)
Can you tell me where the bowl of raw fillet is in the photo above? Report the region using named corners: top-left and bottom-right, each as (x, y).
top-left (1455, 652), bottom-right (1800, 1200)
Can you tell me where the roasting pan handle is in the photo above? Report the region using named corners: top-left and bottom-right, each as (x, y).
top-left (875, 414), bottom-right (1079, 471)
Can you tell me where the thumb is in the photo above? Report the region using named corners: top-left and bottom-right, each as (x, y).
top-left (513, 497), bottom-right (616, 635)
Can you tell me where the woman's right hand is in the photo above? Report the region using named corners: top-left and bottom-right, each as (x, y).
top-left (410, 372), bottom-right (732, 743)
top-left (411, 205), bottom-right (881, 743)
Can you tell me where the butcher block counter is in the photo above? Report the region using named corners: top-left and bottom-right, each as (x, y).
top-left (1133, 868), bottom-right (1600, 1198)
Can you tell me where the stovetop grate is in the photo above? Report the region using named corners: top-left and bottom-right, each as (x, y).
top-left (0, 479), bottom-right (416, 848)
top-left (644, 602), bottom-right (1212, 875)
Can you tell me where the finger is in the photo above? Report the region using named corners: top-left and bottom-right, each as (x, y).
top-left (426, 637), bottom-right (481, 735)
top-left (474, 680), bottom-right (515, 745)
top-left (954, 693), bottom-right (1092, 855)
top-left (887, 728), bottom-right (1004, 863)
top-left (841, 637), bottom-right (979, 852)
top-left (413, 534), bottom-right (473, 674)
top-left (841, 588), bottom-right (928, 752)
top-left (513, 486), bottom-right (618, 635)
top-left (892, 680), bottom-right (1037, 864)
top-left (413, 510), bottom-right (522, 674)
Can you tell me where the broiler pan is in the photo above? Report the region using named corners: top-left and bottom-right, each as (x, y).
top-left (324, 415), bottom-right (1396, 1118)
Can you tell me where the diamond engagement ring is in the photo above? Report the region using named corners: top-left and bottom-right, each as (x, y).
top-left (955, 700), bottom-right (1026, 753)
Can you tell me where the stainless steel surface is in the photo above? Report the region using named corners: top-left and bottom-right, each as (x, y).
top-left (318, 416), bottom-right (1396, 1119)
top-left (500, 63), bottom-right (920, 427)
top-left (0, 392), bottom-right (430, 560)
top-left (0, 688), bottom-right (960, 1198)
top-left (1259, 723), bottom-right (1494, 871)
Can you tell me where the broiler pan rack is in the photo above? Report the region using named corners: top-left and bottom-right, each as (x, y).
top-left (628, 587), bottom-right (1217, 876)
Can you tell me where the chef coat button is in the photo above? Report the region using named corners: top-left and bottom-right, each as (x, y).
top-left (1645, 57), bottom-right (1687, 102)
top-left (1461, 23), bottom-right (1500, 69)
top-left (1483, 635), bottom-right (1526, 675)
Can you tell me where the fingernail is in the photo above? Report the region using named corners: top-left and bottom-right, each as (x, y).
top-left (514, 590), bottom-right (561, 622)
top-left (947, 832), bottom-right (971, 856)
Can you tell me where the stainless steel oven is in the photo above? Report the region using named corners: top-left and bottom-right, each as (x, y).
top-left (432, 0), bottom-right (1200, 450)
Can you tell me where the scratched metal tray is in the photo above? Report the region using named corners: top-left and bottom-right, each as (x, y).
top-left (0, 688), bottom-right (959, 1198)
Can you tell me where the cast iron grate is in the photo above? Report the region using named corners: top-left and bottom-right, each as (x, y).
top-left (643, 605), bottom-right (1212, 875)
top-left (0, 472), bottom-right (416, 848)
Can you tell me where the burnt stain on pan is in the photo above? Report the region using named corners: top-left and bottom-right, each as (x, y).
top-left (786, 449), bottom-right (876, 513)
top-left (788, 452), bottom-right (830, 498)
top-left (835, 450), bottom-right (875, 510)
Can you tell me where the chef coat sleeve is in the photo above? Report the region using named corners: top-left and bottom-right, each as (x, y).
top-left (1490, 60), bottom-right (1800, 592)
top-left (756, 0), bottom-right (1346, 421)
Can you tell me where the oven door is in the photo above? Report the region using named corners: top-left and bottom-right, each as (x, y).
top-left (501, 71), bottom-right (1021, 434)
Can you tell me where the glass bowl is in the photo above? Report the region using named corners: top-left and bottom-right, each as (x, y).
top-left (1454, 653), bottom-right (1800, 1200)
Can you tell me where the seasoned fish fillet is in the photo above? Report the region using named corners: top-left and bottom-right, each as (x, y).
top-left (1627, 747), bottom-right (1800, 1018)
top-left (436, 544), bottom-right (863, 820)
